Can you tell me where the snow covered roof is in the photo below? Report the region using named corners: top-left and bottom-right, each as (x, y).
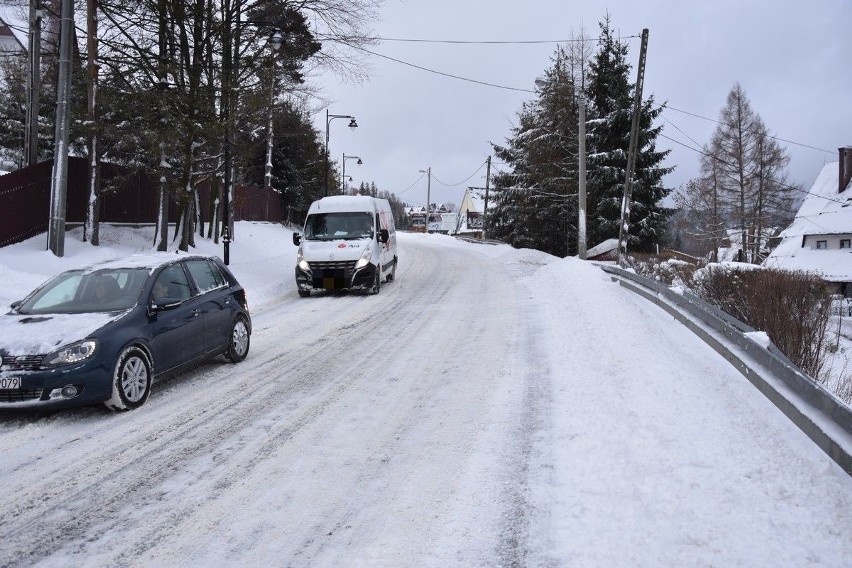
top-left (308, 195), bottom-right (383, 214)
top-left (764, 161), bottom-right (852, 281)
top-left (0, 6), bottom-right (27, 51)
top-left (586, 238), bottom-right (619, 258)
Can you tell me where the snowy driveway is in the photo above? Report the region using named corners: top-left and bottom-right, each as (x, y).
top-left (0, 231), bottom-right (850, 567)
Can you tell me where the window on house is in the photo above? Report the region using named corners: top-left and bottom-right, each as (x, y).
top-left (841, 239), bottom-right (851, 249)
top-left (816, 240), bottom-right (827, 250)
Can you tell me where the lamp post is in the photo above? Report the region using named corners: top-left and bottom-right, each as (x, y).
top-left (324, 110), bottom-right (358, 196)
top-left (265, 30), bottom-right (283, 191)
top-left (341, 154), bottom-right (362, 194)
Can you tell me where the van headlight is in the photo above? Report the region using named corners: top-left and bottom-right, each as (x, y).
top-left (297, 250), bottom-right (310, 271)
top-left (42, 339), bottom-right (98, 367)
top-left (355, 247), bottom-right (372, 269)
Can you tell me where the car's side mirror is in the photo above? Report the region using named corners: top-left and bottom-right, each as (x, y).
top-left (378, 229), bottom-right (389, 244)
top-left (10, 300), bottom-right (21, 310)
top-left (149, 297), bottom-right (181, 313)
top-left (293, 233), bottom-right (302, 246)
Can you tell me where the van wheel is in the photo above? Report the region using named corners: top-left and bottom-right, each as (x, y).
top-left (298, 289), bottom-right (310, 298)
top-left (371, 270), bottom-right (381, 295)
top-left (104, 347), bottom-right (152, 411)
top-left (386, 258), bottom-right (397, 282)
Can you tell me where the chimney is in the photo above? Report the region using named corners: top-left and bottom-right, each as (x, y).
top-left (840, 146), bottom-right (852, 193)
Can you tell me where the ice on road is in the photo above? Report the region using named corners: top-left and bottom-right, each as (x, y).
top-left (0, 227), bottom-right (849, 567)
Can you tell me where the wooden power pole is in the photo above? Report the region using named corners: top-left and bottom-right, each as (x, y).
top-left (617, 28), bottom-right (649, 267)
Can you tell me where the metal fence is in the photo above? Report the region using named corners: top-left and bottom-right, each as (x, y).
top-left (831, 295), bottom-right (852, 318)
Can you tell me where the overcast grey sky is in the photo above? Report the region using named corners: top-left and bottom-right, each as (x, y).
top-left (313, 0), bottom-right (851, 209)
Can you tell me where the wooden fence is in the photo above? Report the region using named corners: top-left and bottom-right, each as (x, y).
top-left (0, 158), bottom-right (282, 247)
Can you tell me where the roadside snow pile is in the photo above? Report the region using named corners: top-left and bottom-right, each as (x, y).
top-left (745, 331), bottom-right (772, 349)
top-left (0, 222), bottom-right (297, 311)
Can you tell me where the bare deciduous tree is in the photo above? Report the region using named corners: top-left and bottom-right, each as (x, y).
top-left (681, 83), bottom-right (796, 262)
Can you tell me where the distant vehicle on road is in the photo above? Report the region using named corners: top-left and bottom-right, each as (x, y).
top-left (0, 255), bottom-right (251, 411)
top-left (293, 195), bottom-right (398, 296)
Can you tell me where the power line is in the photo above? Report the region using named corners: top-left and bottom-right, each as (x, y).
top-left (662, 116), bottom-right (705, 154)
top-left (349, 43), bottom-right (832, 164)
top-left (318, 33), bottom-right (640, 45)
top-left (373, 36), bottom-right (638, 45)
top-left (430, 160), bottom-right (488, 187)
top-left (348, 44), bottom-right (535, 93)
top-left (659, 132), bottom-right (847, 207)
top-left (395, 172), bottom-right (426, 195)
top-left (665, 105), bottom-right (834, 154)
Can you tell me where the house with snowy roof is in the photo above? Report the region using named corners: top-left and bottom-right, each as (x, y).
top-left (0, 7), bottom-right (26, 56)
top-left (453, 187), bottom-right (486, 235)
top-left (763, 146), bottom-right (852, 296)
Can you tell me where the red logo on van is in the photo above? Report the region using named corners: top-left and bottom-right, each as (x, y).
top-left (337, 243), bottom-right (347, 248)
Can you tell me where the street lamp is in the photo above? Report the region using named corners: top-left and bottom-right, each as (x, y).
top-left (341, 154), bottom-right (362, 194)
top-left (265, 30), bottom-right (283, 191)
top-left (324, 110), bottom-right (358, 196)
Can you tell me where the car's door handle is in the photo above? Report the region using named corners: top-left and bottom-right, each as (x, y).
top-left (192, 308), bottom-right (200, 317)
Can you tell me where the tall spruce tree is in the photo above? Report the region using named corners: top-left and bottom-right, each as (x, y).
top-left (489, 46), bottom-right (580, 257)
top-left (584, 15), bottom-right (672, 252)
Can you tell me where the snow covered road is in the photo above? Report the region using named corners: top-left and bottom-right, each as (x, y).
top-left (0, 229), bottom-right (850, 567)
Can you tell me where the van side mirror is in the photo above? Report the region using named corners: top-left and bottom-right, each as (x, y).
top-left (292, 233), bottom-right (302, 246)
top-left (378, 229), bottom-right (389, 244)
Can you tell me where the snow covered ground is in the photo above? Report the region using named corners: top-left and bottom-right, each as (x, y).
top-left (0, 223), bottom-right (850, 567)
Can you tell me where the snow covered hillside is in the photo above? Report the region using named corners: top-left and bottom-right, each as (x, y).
top-left (0, 224), bottom-right (850, 567)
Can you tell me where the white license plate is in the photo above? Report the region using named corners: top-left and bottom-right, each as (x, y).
top-left (0, 376), bottom-right (21, 390)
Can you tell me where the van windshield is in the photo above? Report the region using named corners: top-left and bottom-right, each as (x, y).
top-left (304, 212), bottom-right (373, 241)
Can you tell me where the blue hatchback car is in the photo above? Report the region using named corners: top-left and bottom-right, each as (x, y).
top-left (0, 254), bottom-right (251, 411)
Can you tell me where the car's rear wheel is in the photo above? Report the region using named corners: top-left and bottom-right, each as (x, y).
top-left (298, 289), bottom-right (310, 298)
top-left (386, 258), bottom-right (397, 282)
top-left (225, 316), bottom-right (250, 362)
top-left (104, 347), bottom-right (152, 411)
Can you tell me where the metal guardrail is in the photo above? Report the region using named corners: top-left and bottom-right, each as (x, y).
top-left (599, 264), bottom-right (852, 476)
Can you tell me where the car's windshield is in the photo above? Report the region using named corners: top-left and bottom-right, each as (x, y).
top-left (15, 268), bottom-right (151, 314)
top-left (304, 212), bottom-right (373, 241)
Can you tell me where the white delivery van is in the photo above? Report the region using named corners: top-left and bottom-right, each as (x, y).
top-left (292, 195), bottom-right (398, 296)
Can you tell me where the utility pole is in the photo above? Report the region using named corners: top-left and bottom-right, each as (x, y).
top-left (617, 28), bottom-right (649, 267)
top-left (482, 155), bottom-right (491, 240)
top-left (47, 0), bottom-right (74, 257)
top-left (425, 167), bottom-right (431, 231)
top-left (577, 93), bottom-right (587, 259)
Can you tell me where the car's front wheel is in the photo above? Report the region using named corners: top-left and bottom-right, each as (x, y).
top-left (225, 316), bottom-right (250, 362)
top-left (104, 347), bottom-right (152, 411)
top-left (371, 269), bottom-right (381, 295)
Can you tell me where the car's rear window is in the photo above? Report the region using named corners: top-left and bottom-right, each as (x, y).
top-left (185, 259), bottom-right (227, 293)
